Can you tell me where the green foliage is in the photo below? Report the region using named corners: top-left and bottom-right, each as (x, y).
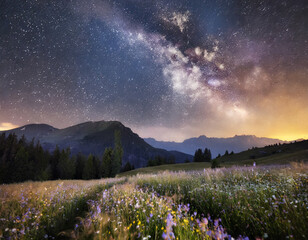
top-left (0, 130), bottom-right (126, 183)
top-left (101, 148), bottom-right (113, 178)
top-left (147, 155), bottom-right (176, 167)
top-left (193, 148), bottom-right (203, 162)
top-left (0, 179), bottom-right (123, 239)
top-left (112, 130), bottom-right (123, 176)
top-left (203, 148), bottom-right (212, 162)
top-left (57, 149), bottom-right (76, 179)
top-left (194, 148), bottom-right (212, 162)
top-left (211, 158), bottom-right (220, 169)
top-left (51, 146), bottom-right (61, 179)
top-left (136, 165), bottom-right (308, 239)
top-left (75, 153), bottom-right (86, 179)
top-left (1, 165), bottom-right (307, 239)
top-left (92, 155), bottom-right (101, 179)
top-left (83, 154), bottom-right (96, 180)
top-left (121, 161), bottom-right (134, 172)
top-left (11, 146), bottom-right (29, 182)
top-left (0, 133), bottom-right (52, 183)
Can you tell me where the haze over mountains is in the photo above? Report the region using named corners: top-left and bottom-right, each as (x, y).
top-left (145, 135), bottom-right (287, 157)
top-left (0, 121), bottom-right (192, 168)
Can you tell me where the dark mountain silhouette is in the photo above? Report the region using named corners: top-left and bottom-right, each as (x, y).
top-left (3, 123), bottom-right (58, 140)
top-left (145, 135), bottom-right (288, 157)
top-left (0, 121), bottom-right (192, 168)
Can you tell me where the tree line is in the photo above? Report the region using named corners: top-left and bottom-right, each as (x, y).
top-left (193, 148), bottom-right (212, 162)
top-left (0, 131), bottom-right (127, 184)
top-left (147, 155), bottom-right (176, 167)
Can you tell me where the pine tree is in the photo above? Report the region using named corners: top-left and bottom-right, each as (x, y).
top-left (112, 130), bottom-right (123, 176)
top-left (211, 158), bottom-right (220, 169)
top-left (75, 153), bottom-right (86, 179)
top-left (194, 149), bottom-right (203, 162)
top-left (51, 146), bottom-right (61, 179)
top-left (34, 141), bottom-right (48, 180)
top-left (11, 146), bottom-right (29, 182)
top-left (57, 148), bottom-right (75, 179)
top-left (92, 155), bottom-right (101, 179)
top-left (203, 148), bottom-right (212, 162)
top-left (83, 154), bottom-right (95, 180)
top-left (101, 148), bottom-right (113, 178)
top-left (0, 133), bottom-right (7, 182)
top-left (122, 161), bottom-right (133, 172)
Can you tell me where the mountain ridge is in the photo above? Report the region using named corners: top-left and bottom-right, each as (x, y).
top-left (0, 121), bottom-right (192, 168)
top-left (145, 135), bottom-right (288, 157)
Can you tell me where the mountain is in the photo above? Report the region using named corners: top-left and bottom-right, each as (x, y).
top-left (0, 121), bottom-right (192, 168)
top-left (144, 135), bottom-right (288, 157)
top-left (2, 124), bottom-right (58, 140)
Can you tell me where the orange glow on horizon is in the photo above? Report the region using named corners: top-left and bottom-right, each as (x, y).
top-left (0, 122), bottom-right (19, 131)
top-left (269, 134), bottom-right (308, 142)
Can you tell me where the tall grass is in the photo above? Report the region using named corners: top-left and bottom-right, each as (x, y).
top-left (0, 179), bottom-right (125, 239)
top-left (136, 164), bottom-right (308, 239)
top-left (0, 164), bottom-right (307, 239)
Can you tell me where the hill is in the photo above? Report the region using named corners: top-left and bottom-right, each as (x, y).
top-left (145, 135), bottom-right (287, 157)
top-left (0, 121), bottom-right (192, 168)
top-left (3, 124), bottom-right (58, 140)
top-left (119, 140), bottom-right (308, 176)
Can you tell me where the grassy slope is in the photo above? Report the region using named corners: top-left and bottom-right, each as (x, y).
top-left (118, 162), bottom-right (211, 177)
top-left (118, 140), bottom-right (308, 177)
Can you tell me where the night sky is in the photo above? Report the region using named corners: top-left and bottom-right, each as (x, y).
top-left (0, 0), bottom-right (307, 141)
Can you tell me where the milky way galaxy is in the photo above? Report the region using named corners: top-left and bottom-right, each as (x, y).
top-left (0, 0), bottom-right (307, 141)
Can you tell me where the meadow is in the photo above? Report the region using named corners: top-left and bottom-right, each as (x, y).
top-left (0, 163), bottom-right (307, 239)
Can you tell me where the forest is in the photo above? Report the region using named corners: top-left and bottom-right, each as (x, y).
top-left (0, 131), bottom-right (131, 184)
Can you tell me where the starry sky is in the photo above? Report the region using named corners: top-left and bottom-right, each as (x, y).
top-left (0, 0), bottom-right (307, 141)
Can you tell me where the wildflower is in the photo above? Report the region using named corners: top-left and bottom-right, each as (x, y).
top-left (199, 218), bottom-right (208, 232)
top-left (214, 219), bottom-right (219, 227)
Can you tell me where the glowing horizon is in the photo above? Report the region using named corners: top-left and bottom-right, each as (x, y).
top-left (1, 121), bottom-right (306, 143)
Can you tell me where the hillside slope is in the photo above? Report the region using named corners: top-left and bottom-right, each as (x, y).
top-left (0, 121), bottom-right (192, 168)
top-left (119, 140), bottom-right (308, 176)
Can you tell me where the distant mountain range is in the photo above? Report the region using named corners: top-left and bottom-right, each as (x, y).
top-left (144, 135), bottom-right (288, 157)
top-left (1, 121), bottom-right (291, 167)
top-left (0, 121), bottom-right (192, 168)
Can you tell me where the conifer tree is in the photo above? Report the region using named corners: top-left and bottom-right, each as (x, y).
top-left (75, 153), bottom-right (86, 179)
top-left (203, 148), bottom-right (212, 162)
top-left (51, 146), bottom-right (61, 179)
top-left (112, 130), bottom-right (123, 176)
top-left (11, 146), bottom-right (29, 182)
top-left (194, 148), bottom-right (203, 162)
top-left (57, 148), bottom-right (75, 179)
top-left (101, 148), bottom-right (113, 178)
top-left (83, 154), bottom-right (95, 180)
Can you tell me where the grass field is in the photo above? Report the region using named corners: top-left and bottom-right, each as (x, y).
top-left (1, 162), bottom-right (307, 239)
top-left (118, 149), bottom-right (308, 177)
